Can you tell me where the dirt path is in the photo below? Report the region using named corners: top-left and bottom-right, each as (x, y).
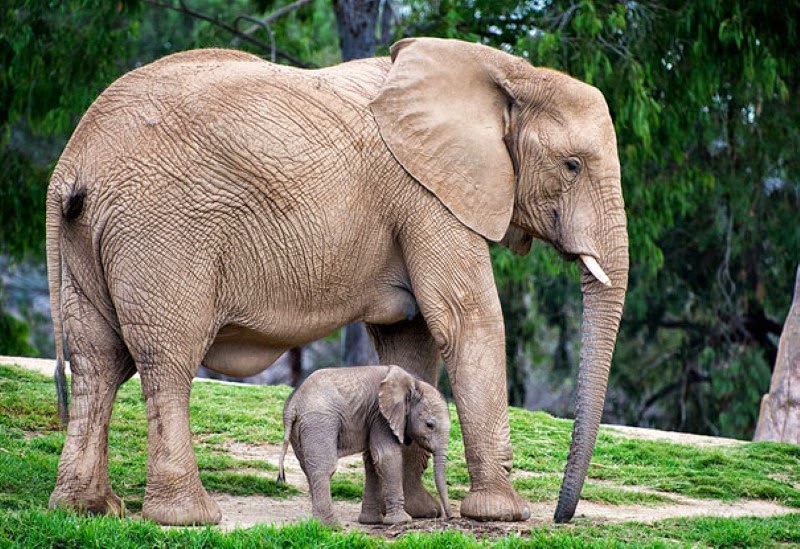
top-left (214, 440), bottom-right (796, 537)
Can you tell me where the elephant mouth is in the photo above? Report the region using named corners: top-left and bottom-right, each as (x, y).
top-left (580, 255), bottom-right (611, 286)
top-left (558, 249), bottom-right (612, 287)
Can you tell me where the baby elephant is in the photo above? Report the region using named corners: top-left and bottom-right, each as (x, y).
top-left (277, 365), bottom-right (452, 526)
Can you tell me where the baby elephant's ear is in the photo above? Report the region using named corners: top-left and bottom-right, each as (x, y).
top-left (379, 366), bottom-right (415, 443)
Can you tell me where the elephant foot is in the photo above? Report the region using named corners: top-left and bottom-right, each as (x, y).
top-left (403, 484), bottom-right (440, 518)
top-left (383, 509), bottom-right (412, 525)
top-left (49, 486), bottom-right (125, 517)
top-left (314, 513), bottom-right (341, 529)
top-left (460, 486), bottom-right (530, 522)
top-left (141, 485), bottom-right (221, 526)
top-left (358, 510), bottom-right (384, 524)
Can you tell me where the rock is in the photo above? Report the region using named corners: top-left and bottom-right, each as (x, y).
top-left (753, 264), bottom-right (800, 444)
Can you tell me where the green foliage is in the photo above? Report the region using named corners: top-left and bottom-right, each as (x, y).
top-left (3, 0), bottom-right (799, 442)
top-left (134, 0), bottom-right (339, 67)
top-left (401, 0), bottom-right (800, 439)
top-left (1, 0), bottom-right (138, 258)
top-left (0, 306), bottom-right (36, 356)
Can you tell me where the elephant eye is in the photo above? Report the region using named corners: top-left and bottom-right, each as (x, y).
top-left (426, 419), bottom-right (436, 430)
top-left (562, 158), bottom-right (581, 183)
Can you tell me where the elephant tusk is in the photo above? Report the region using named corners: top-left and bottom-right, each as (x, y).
top-left (580, 255), bottom-right (612, 287)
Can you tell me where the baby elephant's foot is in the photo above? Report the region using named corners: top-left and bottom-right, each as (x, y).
top-left (403, 485), bottom-right (440, 518)
top-left (382, 509), bottom-right (412, 525)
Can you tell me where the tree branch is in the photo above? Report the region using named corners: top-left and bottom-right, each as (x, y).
top-left (234, 14), bottom-right (276, 62)
top-left (142, 0), bottom-right (315, 68)
top-left (637, 366), bottom-right (711, 421)
top-left (235, 0), bottom-right (313, 39)
top-left (658, 318), bottom-right (707, 331)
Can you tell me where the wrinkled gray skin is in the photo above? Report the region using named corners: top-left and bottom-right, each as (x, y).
top-left (47, 37), bottom-right (628, 525)
top-left (277, 365), bottom-right (452, 526)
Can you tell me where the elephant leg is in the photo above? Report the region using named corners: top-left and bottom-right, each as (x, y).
top-left (358, 450), bottom-right (384, 524)
top-left (367, 316), bottom-right (441, 518)
top-left (369, 431), bottom-right (411, 525)
top-left (296, 418), bottom-right (340, 527)
top-left (124, 321), bottom-right (221, 526)
top-left (49, 283), bottom-right (136, 516)
top-left (440, 299), bottom-right (530, 521)
top-left (444, 330), bottom-right (530, 521)
top-left (404, 233), bottom-right (530, 522)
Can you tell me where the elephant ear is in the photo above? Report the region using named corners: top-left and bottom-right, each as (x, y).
top-left (370, 37), bottom-right (519, 242)
top-left (378, 366), bottom-right (416, 444)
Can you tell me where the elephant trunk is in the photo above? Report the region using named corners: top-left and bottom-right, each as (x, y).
top-left (433, 451), bottom-right (452, 519)
top-left (554, 204), bottom-right (628, 524)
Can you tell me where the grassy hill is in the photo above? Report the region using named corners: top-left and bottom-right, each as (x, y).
top-left (1, 362), bottom-right (799, 547)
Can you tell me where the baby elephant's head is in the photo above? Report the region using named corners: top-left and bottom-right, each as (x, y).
top-left (378, 366), bottom-right (452, 519)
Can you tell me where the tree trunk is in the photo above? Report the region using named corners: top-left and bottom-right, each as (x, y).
top-left (754, 264), bottom-right (800, 444)
top-left (332, 0), bottom-right (380, 61)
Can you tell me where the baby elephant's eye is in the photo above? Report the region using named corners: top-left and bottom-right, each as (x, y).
top-left (565, 159), bottom-right (580, 172)
top-left (426, 419), bottom-right (436, 430)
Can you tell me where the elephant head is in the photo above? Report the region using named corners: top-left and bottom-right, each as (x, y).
top-left (371, 38), bottom-right (628, 522)
top-left (378, 366), bottom-right (453, 520)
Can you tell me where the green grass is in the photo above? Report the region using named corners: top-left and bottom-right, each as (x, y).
top-left (331, 474), bottom-right (366, 501)
top-left (1, 509), bottom-right (799, 548)
top-left (1, 363), bottom-right (799, 547)
top-left (428, 407), bottom-right (800, 510)
top-left (0, 364), bottom-right (297, 512)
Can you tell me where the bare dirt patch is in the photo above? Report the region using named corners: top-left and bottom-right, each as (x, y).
top-left (214, 439), bottom-right (796, 537)
top-left (604, 424), bottom-right (746, 447)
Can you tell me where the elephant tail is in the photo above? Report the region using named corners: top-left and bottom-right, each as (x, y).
top-left (277, 399), bottom-right (297, 485)
top-left (46, 177), bottom-right (83, 427)
top-left (276, 438), bottom-right (290, 485)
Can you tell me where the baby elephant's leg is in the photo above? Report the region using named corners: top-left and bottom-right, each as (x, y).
top-left (296, 417), bottom-right (340, 527)
top-left (358, 450), bottom-right (384, 524)
top-left (370, 429), bottom-right (412, 525)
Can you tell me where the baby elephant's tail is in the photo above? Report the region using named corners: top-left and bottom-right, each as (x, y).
top-left (276, 398), bottom-right (297, 485)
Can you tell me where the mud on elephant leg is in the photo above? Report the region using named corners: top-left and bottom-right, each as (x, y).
top-left (49, 288), bottom-right (136, 517)
top-left (367, 316), bottom-right (442, 518)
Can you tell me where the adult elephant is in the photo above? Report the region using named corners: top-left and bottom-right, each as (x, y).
top-left (47, 38), bottom-right (628, 525)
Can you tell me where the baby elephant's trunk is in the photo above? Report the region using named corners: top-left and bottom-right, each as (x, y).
top-left (433, 451), bottom-right (452, 519)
